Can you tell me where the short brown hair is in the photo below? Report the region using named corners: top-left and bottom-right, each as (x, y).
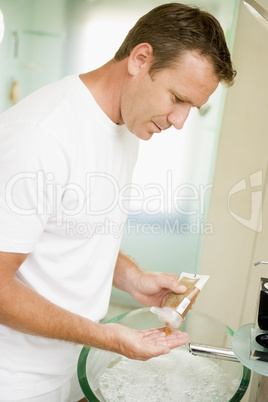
top-left (114, 3), bottom-right (236, 86)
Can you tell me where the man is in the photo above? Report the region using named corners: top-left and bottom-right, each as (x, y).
top-left (0, 3), bottom-right (236, 401)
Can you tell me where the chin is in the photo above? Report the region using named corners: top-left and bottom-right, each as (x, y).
top-left (135, 131), bottom-right (154, 141)
top-left (143, 135), bottom-right (153, 141)
top-left (128, 123), bottom-right (154, 140)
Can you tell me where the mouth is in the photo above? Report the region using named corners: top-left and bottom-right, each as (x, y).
top-left (152, 121), bottom-right (162, 133)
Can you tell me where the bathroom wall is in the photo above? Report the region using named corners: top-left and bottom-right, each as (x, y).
top-left (197, 0), bottom-right (268, 334)
top-left (0, 0), bottom-right (65, 112)
top-left (0, 0), bottom-right (33, 111)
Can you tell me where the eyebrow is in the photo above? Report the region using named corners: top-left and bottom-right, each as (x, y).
top-left (174, 92), bottom-right (201, 110)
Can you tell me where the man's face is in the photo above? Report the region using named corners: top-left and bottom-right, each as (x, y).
top-left (120, 50), bottom-right (219, 141)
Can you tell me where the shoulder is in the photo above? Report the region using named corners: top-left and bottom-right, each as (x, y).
top-left (0, 76), bottom-right (87, 174)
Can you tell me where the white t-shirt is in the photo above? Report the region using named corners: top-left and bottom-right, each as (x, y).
top-left (0, 75), bottom-right (139, 399)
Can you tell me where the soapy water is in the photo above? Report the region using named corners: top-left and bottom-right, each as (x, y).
top-left (98, 347), bottom-right (240, 402)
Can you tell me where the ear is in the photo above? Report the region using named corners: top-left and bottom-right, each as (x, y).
top-left (127, 43), bottom-right (154, 77)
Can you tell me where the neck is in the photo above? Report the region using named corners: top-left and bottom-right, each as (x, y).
top-left (79, 59), bottom-right (127, 125)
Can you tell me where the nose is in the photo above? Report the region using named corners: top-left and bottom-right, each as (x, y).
top-left (167, 103), bottom-right (192, 130)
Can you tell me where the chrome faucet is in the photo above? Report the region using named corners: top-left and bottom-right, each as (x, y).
top-left (189, 343), bottom-right (239, 362)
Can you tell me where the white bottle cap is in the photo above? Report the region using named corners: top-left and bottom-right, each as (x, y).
top-left (150, 306), bottom-right (182, 328)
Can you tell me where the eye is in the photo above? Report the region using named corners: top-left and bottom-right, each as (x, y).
top-left (174, 95), bottom-right (183, 104)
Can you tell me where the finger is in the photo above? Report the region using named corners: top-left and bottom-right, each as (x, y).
top-left (142, 327), bottom-right (187, 339)
top-left (146, 333), bottom-right (189, 359)
top-left (155, 274), bottom-right (187, 294)
top-left (172, 281), bottom-right (187, 294)
top-left (142, 328), bottom-right (189, 345)
top-left (142, 327), bottom-right (181, 339)
top-left (141, 329), bottom-right (170, 341)
top-left (166, 331), bottom-right (189, 344)
top-left (142, 327), bottom-right (167, 336)
top-left (158, 332), bottom-right (189, 350)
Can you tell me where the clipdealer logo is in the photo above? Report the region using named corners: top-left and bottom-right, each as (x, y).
top-left (4, 170), bottom-right (214, 237)
top-left (227, 170), bottom-right (263, 232)
top-left (5, 170), bottom-right (213, 218)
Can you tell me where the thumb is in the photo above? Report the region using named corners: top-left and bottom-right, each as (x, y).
top-left (172, 281), bottom-right (187, 294)
top-left (160, 274), bottom-right (187, 294)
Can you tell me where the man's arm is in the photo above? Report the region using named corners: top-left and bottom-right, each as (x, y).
top-left (0, 251), bottom-right (189, 360)
top-left (113, 251), bottom-right (187, 307)
top-left (0, 252), bottom-right (109, 345)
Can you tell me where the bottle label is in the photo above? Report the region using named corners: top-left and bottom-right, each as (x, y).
top-left (176, 298), bottom-right (190, 315)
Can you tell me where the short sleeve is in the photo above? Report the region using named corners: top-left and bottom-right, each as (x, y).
top-left (0, 122), bottom-right (69, 253)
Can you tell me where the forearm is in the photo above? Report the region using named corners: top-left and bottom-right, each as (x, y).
top-left (112, 251), bottom-right (142, 296)
top-left (0, 277), bottom-right (190, 361)
top-left (0, 251), bottom-right (189, 361)
top-left (112, 251), bottom-right (187, 308)
top-left (0, 278), bottom-right (110, 350)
